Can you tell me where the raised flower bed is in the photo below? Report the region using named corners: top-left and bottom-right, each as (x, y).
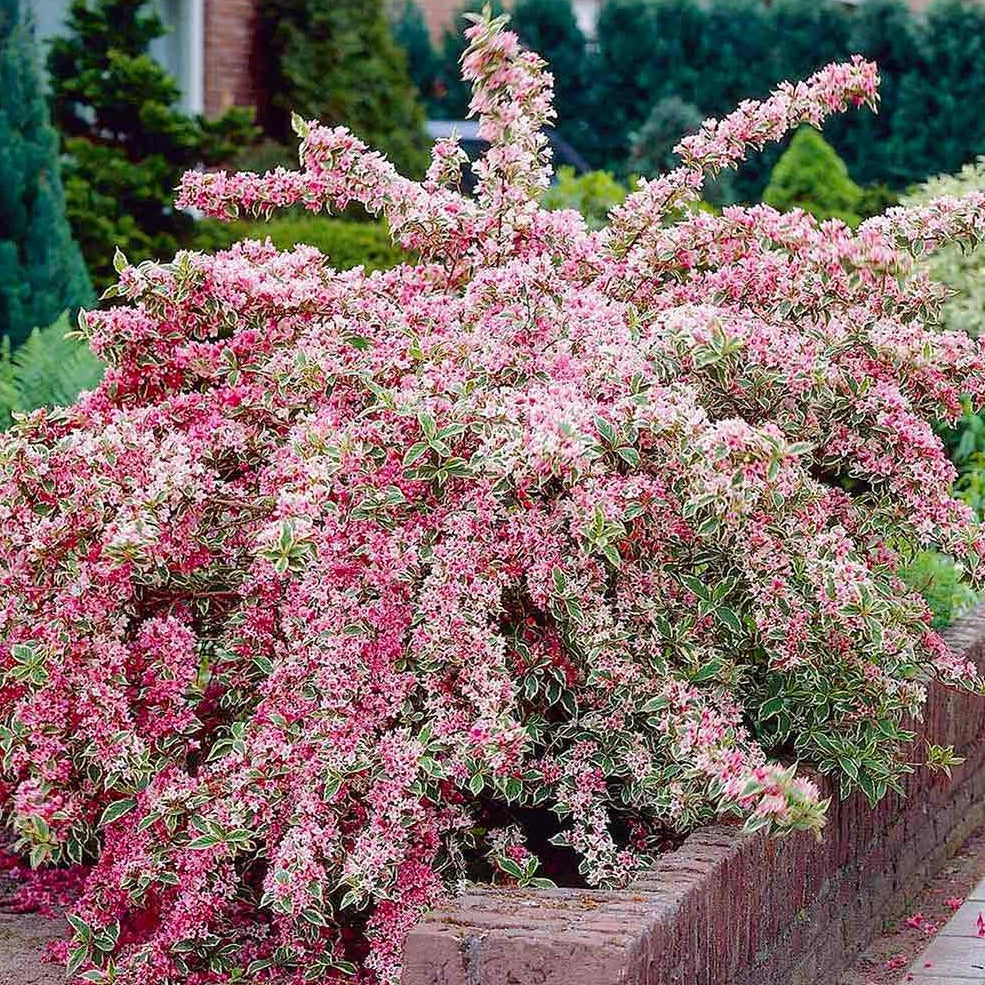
top-left (404, 605), bottom-right (985, 985)
top-left (4, 11), bottom-right (985, 985)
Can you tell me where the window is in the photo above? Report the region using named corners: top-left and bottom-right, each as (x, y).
top-left (25, 0), bottom-right (203, 113)
top-left (149, 0), bottom-right (204, 113)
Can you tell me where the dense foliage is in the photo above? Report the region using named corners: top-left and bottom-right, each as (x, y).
top-left (629, 95), bottom-right (736, 208)
top-left (904, 158), bottom-right (985, 338)
top-left (407, 0), bottom-right (985, 195)
top-left (0, 0), bottom-right (90, 348)
top-left (47, 0), bottom-right (256, 289)
top-left (763, 126), bottom-right (865, 226)
top-left (902, 550), bottom-right (978, 629)
top-left (259, 0), bottom-right (429, 178)
top-left (0, 313), bottom-right (103, 430)
top-left (539, 166), bottom-right (629, 230)
top-left (194, 215), bottom-right (410, 272)
top-left (3, 13), bottom-right (985, 985)
top-left (510, 0), bottom-right (590, 147)
top-left (388, 0), bottom-right (439, 105)
top-left (904, 162), bottom-right (985, 534)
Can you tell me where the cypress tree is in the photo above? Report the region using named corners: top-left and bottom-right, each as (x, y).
top-left (511, 0), bottom-right (588, 144)
top-left (259, 0), bottom-right (430, 177)
top-left (47, 0), bottom-right (256, 290)
top-left (0, 0), bottom-right (91, 348)
top-left (891, 0), bottom-right (985, 186)
top-left (832, 0), bottom-right (919, 187)
top-left (588, 0), bottom-right (664, 172)
top-left (389, 0), bottom-right (439, 110)
top-left (763, 126), bottom-right (865, 226)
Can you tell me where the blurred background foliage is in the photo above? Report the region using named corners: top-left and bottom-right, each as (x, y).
top-left (5, 0), bottom-right (985, 626)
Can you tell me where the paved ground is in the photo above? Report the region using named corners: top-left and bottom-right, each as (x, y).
top-left (0, 910), bottom-right (61, 985)
top-left (0, 872), bottom-right (62, 985)
top-left (840, 826), bottom-right (985, 985)
top-left (904, 879), bottom-right (985, 984)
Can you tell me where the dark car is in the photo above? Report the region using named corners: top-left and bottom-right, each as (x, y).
top-left (425, 120), bottom-right (590, 193)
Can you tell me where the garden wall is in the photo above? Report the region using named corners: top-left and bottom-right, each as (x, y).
top-left (402, 605), bottom-right (985, 985)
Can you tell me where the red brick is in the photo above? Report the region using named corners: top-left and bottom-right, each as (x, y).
top-left (204, 0), bottom-right (260, 118)
top-left (402, 606), bottom-right (985, 985)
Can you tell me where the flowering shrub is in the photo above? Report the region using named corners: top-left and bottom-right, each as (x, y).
top-left (904, 157), bottom-right (985, 339)
top-left (3, 12), bottom-right (985, 985)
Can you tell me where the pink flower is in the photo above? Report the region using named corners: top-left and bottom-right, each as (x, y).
top-left (2, 9), bottom-right (984, 985)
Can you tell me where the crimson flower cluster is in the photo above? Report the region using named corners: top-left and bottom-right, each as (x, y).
top-left (2, 12), bottom-right (985, 984)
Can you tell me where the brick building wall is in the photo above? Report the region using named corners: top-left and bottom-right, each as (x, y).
top-left (204, 0), bottom-right (261, 117)
top-left (418, 0), bottom-right (467, 40)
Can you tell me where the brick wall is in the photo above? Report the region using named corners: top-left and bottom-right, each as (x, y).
top-left (403, 606), bottom-right (985, 985)
top-left (204, 0), bottom-right (261, 118)
top-left (417, 0), bottom-right (474, 40)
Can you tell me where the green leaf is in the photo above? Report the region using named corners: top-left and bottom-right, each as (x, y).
top-left (758, 696), bottom-right (785, 719)
top-left (99, 798), bottom-right (137, 828)
top-left (290, 112), bottom-right (309, 137)
top-left (691, 657), bottom-right (725, 682)
top-left (301, 908), bottom-right (328, 927)
top-left (680, 575), bottom-right (711, 601)
top-left (339, 889), bottom-right (363, 911)
top-left (594, 416), bottom-right (616, 445)
top-left (695, 516), bottom-right (721, 537)
top-left (496, 857), bottom-right (525, 880)
top-left (615, 446), bottom-right (640, 468)
top-left (403, 442), bottom-right (430, 467)
top-left (67, 914), bottom-right (92, 939)
top-left (602, 543), bottom-right (621, 567)
top-left (66, 945), bottom-right (90, 978)
top-left (857, 773), bottom-right (878, 805)
top-left (715, 607), bottom-right (742, 633)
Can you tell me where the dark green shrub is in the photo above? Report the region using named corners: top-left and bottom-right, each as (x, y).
top-left (629, 96), bottom-right (703, 177)
top-left (588, 0), bottom-right (694, 173)
top-left (258, 0), bottom-right (429, 177)
top-left (389, 0), bottom-right (439, 106)
top-left (901, 551), bottom-right (978, 629)
top-left (763, 126), bottom-right (864, 225)
top-left (511, 0), bottom-right (588, 143)
top-left (0, 0), bottom-right (91, 348)
top-left (889, 0), bottom-right (985, 188)
top-left (629, 95), bottom-right (737, 206)
top-left (47, 0), bottom-right (256, 290)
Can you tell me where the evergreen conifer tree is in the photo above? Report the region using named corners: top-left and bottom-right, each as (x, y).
top-left (763, 126), bottom-right (864, 226)
top-left (511, 0), bottom-right (588, 143)
top-left (47, 0), bottom-right (256, 290)
top-left (0, 0), bottom-right (91, 348)
top-left (389, 0), bottom-right (438, 109)
top-left (259, 0), bottom-right (429, 177)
